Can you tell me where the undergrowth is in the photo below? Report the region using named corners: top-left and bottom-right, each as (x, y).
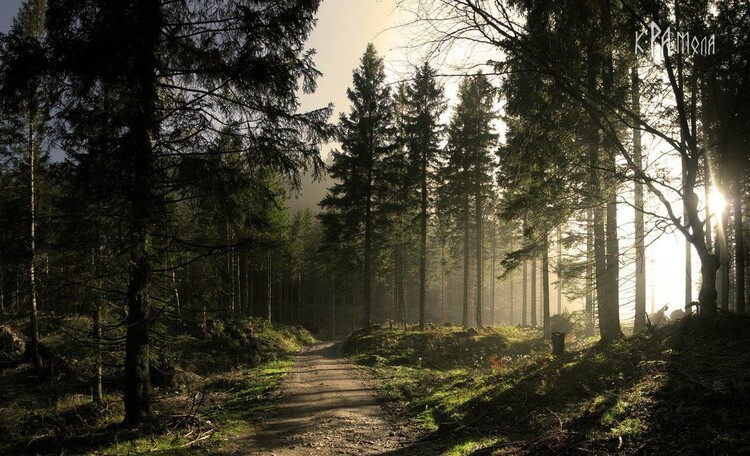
top-left (0, 315), bottom-right (314, 455)
top-left (345, 317), bottom-right (750, 455)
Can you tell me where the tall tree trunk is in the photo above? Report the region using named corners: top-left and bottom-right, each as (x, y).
top-left (530, 257), bottom-right (537, 327)
top-left (419, 147), bottom-right (428, 330)
top-left (600, 0), bottom-right (623, 342)
top-left (522, 260), bottom-right (527, 326)
top-left (509, 236), bottom-right (514, 325)
top-left (27, 112), bottom-right (42, 371)
top-left (683, 153), bottom-right (693, 306)
top-left (123, 1), bottom-right (160, 425)
top-left (632, 67), bottom-right (647, 333)
top-left (239, 249), bottom-right (247, 316)
top-left (91, 250), bottom-right (103, 405)
top-left (397, 247), bottom-right (405, 330)
top-left (364, 159), bottom-right (373, 327)
top-left (170, 259), bottom-right (180, 317)
top-left (718, 204), bottom-right (730, 310)
top-left (475, 182), bottom-right (483, 329)
top-left (586, 209), bottom-right (594, 335)
top-left (463, 195), bottom-right (470, 328)
top-left (490, 220), bottom-right (496, 325)
top-left (441, 241), bottom-right (447, 323)
top-left (542, 237), bottom-right (551, 338)
top-left (93, 295), bottom-right (103, 405)
top-left (330, 276), bottom-right (335, 338)
top-left (266, 253), bottom-right (272, 323)
top-left (734, 179), bottom-right (746, 314)
top-left (556, 228), bottom-right (562, 315)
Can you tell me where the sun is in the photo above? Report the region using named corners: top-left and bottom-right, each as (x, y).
top-left (708, 186), bottom-right (726, 216)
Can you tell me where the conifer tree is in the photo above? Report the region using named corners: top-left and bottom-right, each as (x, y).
top-left (0, 0), bottom-right (48, 371)
top-left (441, 73), bottom-right (497, 328)
top-left (402, 63), bottom-right (446, 330)
top-left (320, 43), bottom-right (393, 328)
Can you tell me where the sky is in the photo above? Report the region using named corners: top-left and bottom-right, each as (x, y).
top-left (299, 0), bottom-right (403, 119)
top-left (0, 0), bottom-right (707, 321)
top-left (0, 0), bottom-right (24, 34)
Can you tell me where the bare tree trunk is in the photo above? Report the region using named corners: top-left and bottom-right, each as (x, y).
top-left (122, 2), bottom-right (161, 425)
top-left (330, 276), bottom-right (335, 338)
top-left (556, 228), bottom-right (562, 315)
top-left (522, 260), bottom-right (527, 326)
top-left (490, 220), bottom-right (496, 325)
top-left (632, 67), bottom-right (647, 333)
top-left (93, 295), bottom-right (103, 404)
top-left (266, 253), bottom-right (272, 323)
top-left (27, 113), bottom-right (42, 371)
top-left (734, 179), bottom-right (746, 314)
top-left (170, 259), bottom-right (180, 317)
top-left (90, 250), bottom-right (103, 405)
top-left (364, 159), bottom-right (373, 328)
top-left (239, 250), bottom-right (246, 316)
top-left (509, 236), bottom-right (514, 325)
top-left (718, 204), bottom-right (730, 310)
top-left (397, 248), bottom-right (406, 330)
top-left (542, 237), bottom-right (551, 338)
top-left (586, 209), bottom-right (594, 335)
top-left (419, 146), bottom-right (428, 330)
top-left (463, 195), bottom-right (470, 328)
top-left (475, 181), bottom-right (483, 329)
top-left (530, 257), bottom-right (537, 327)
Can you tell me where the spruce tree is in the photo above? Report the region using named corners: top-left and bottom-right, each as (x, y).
top-left (46, 0), bottom-right (332, 424)
top-left (319, 43), bottom-right (393, 328)
top-left (402, 63), bottom-right (446, 330)
top-left (441, 73), bottom-right (497, 328)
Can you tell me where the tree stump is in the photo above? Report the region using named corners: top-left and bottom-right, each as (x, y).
top-left (551, 332), bottom-right (566, 356)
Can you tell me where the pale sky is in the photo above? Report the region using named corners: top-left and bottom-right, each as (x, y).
top-left (300, 0), bottom-right (404, 119)
top-left (0, 0), bottom-right (705, 320)
top-left (0, 0), bottom-right (24, 33)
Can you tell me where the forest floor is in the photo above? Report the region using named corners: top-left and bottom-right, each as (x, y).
top-left (224, 341), bottom-right (417, 455)
top-left (0, 316), bottom-right (316, 455)
top-left (343, 319), bottom-right (750, 455)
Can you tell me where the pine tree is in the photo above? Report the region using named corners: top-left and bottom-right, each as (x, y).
top-left (320, 43), bottom-right (393, 328)
top-left (46, 0), bottom-right (332, 424)
top-left (0, 0), bottom-right (48, 371)
top-left (441, 73), bottom-right (497, 328)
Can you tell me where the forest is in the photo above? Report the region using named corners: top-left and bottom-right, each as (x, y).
top-left (0, 0), bottom-right (748, 455)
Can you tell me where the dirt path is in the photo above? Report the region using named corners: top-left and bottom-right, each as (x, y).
top-left (240, 342), bottom-right (412, 455)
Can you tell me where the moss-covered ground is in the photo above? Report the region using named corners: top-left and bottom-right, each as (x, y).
top-left (343, 317), bottom-right (750, 455)
top-left (0, 316), bottom-right (314, 455)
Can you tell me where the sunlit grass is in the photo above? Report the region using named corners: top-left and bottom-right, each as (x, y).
top-left (345, 319), bottom-right (750, 454)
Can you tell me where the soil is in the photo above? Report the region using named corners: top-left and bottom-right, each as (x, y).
top-left (226, 342), bottom-right (418, 455)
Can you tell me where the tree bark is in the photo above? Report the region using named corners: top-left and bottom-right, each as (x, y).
top-left (123, 0), bottom-right (160, 426)
top-left (266, 253), bottom-right (272, 323)
top-left (586, 209), bottom-right (594, 335)
top-left (556, 228), bottom-right (562, 315)
top-left (364, 154), bottom-right (373, 327)
top-left (419, 143), bottom-right (428, 330)
top-left (530, 257), bottom-right (537, 327)
top-left (600, 0), bottom-right (623, 342)
top-left (463, 194), bottom-right (470, 328)
top-left (509, 236), bottom-right (514, 325)
top-left (475, 181), bottom-right (483, 329)
top-left (522, 260), bottom-right (527, 326)
top-left (27, 111), bottom-right (42, 371)
top-left (734, 179), bottom-right (746, 314)
top-left (490, 220), bottom-right (496, 325)
top-left (632, 67), bottom-right (647, 333)
top-left (542, 237), bottom-right (551, 338)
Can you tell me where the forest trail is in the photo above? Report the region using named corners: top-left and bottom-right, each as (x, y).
top-left (235, 342), bottom-right (413, 455)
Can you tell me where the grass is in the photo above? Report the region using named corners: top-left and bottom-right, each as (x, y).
top-left (344, 317), bottom-right (750, 455)
top-left (0, 315), bottom-right (314, 455)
